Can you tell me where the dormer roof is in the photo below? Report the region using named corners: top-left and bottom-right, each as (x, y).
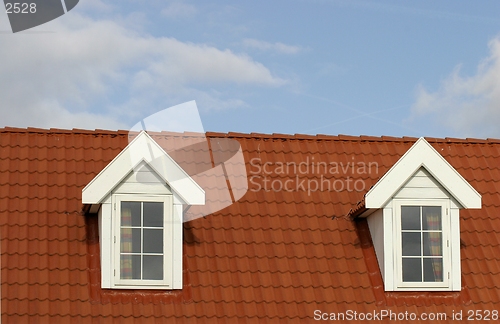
top-left (82, 131), bottom-right (205, 207)
top-left (365, 137), bottom-right (481, 209)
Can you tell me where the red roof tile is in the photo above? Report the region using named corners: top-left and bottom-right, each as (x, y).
top-left (1, 128), bottom-right (500, 322)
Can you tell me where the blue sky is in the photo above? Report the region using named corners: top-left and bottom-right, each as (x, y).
top-left (1, 0), bottom-right (500, 138)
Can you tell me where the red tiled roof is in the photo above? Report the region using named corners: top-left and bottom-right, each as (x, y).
top-left (1, 127), bottom-right (500, 322)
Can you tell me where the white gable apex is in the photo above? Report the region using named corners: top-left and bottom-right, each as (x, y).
top-left (82, 131), bottom-right (205, 205)
top-left (365, 137), bottom-right (481, 209)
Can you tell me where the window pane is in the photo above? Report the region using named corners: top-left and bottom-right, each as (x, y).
top-left (401, 206), bottom-right (420, 230)
top-left (121, 255), bottom-right (141, 279)
top-left (424, 258), bottom-right (443, 282)
top-left (121, 202), bottom-right (141, 227)
top-left (143, 202), bottom-right (163, 227)
top-left (423, 232), bottom-right (442, 256)
top-left (120, 228), bottom-right (133, 253)
top-left (143, 255), bottom-right (163, 280)
top-left (402, 232), bottom-right (421, 256)
top-left (121, 228), bottom-right (141, 253)
top-left (143, 229), bottom-right (163, 253)
top-left (402, 258), bottom-right (422, 282)
top-left (422, 206), bottom-right (441, 230)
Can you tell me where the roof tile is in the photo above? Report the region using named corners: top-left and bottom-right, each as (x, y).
top-left (2, 128), bottom-right (500, 321)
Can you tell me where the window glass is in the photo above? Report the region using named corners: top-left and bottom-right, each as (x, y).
top-left (144, 202), bottom-right (163, 227)
top-left (143, 255), bottom-right (163, 280)
top-left (402, 258), bottom-right (422, 282)
top-left (402, 232), bottom-right (421, 256)
top-left (424, 258), bottom-right (443, 282)
top-left (120, 201), bottom-right (164, 281)
top-left (401, 206), bottom-right (420, 230)
top-left (121, 201), bottom-right (141, 227)
top-left (144, 229), bottom-right (163, 253)
top-left (121, 255), bottom-right (141, 280)
top-left (401, 205), bottom-right (443, 283)
top-left (423, 232), bottom-right (442, 256)
top-left (422, 206), bottom-right (441, 230)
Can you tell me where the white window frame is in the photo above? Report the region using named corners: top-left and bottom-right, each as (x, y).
top-left (393, 199), bottom-right (451, 291)
top-left (111, 194), bottom-right (173, 289)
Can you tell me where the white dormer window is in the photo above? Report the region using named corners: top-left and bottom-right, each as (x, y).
top-left (82, 131), bottom-right (205, 290)
top-left (359, 138), bottom-right (481, 292)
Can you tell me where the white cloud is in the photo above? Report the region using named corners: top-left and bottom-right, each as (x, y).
top-left (411, 36), bottom-right (500, 138)
top-left (161, 1), bottom-right (197, 19)
top-left (135, 38), bottom-right (286, 86)
top-left (0, 12), bottom-right (286, 130)
top-left (242, 38), bottom-right (302, 54)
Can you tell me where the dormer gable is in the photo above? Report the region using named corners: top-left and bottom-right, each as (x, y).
top-left (82, 130), bottom-right (205, 211)
top-left (365, 137), bottom-right (481, 209)
top-left (359, 137), bottom-right (482, 292)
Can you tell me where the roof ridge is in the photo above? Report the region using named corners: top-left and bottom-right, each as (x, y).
top-left (1, 127), bottom-right (500, 143)
top-left (0, 127), bottom-right (129, 135)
